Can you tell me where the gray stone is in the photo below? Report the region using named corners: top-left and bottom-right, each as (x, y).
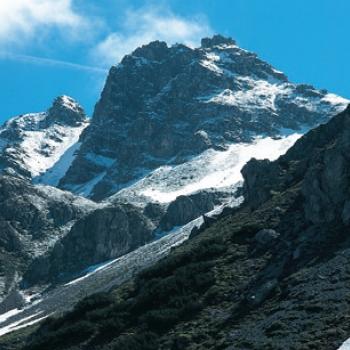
top-left (254, 229), bottom-right (280, 249)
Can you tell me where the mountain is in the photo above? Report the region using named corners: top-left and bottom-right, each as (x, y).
top-left (0, 96), bottom-right (89, 184)
top-left (13, 105), bottom-right (350, 350)
top-left (58, 34), bottom-right (347, 200)
top-left (16, 34), bottom-right (348, 286)
top-left (0, 35), bottom-right (349, 346)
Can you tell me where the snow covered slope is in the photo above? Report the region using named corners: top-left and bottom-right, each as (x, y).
top-left (0, 96), bottom-right (89, 183)
top-left (112, 132), bottom-right (302, 206)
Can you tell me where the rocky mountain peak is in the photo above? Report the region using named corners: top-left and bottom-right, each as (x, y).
top-left (46, 95), bottom-right (87, 127)
top-left (58, 36), bottom-right (348, 200)
top-left (0, 96), bottom-right (89, 180)
top-left (124, 40), bottom-right (170, 63)
top-left (201, 34), bottom-right (237, 48)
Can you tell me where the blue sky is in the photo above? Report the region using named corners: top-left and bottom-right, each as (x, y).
top-left (0, 0), bottom-right (349, 122)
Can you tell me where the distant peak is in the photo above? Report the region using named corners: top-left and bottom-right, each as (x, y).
top-left (201, 34), bottom-right (237, 48)
top-left (52, 95), bottom-right (82, 112)
top-left (46, 96), bottom-right (87, 126)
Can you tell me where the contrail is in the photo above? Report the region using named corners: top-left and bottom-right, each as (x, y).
top-left (0, 52), bottom-right (108, 74)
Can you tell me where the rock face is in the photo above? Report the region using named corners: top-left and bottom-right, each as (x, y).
top-left (0, 174), bottom-right (156, 295)
top-left (159, 191), bottom-right (222, 231)
top-left (25, 204), bottom-right (155, 284)
top-left (45, 96), bottom-right (87, 127)
top-left (58, 35), bottom-right (347, 200)
top-left (0, 96), bottom-right (89, 182)
top-left (242, 104), bottom-right (350, 225)
top-left (0, 175), bottom-right (98, 302)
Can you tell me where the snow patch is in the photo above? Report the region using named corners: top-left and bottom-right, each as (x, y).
top-left (35, 141), bottom-right (83, 186)
top-left (0, 312), bottom-right (49, 337)
top-left (68, 171), bottom-right (107, 197)
top-left (337, 338), bottom-right (350, 349)
top-left (21, 121), bottom-right (89, 177)
top-left (140, 134), bottom-right (301, 203)
top-left (0, 309), bottom-right (23, 324)
top-left (205, 77), bottom-right (291, 112)
top-left (322, 93), bottom-right (349, 107)
top-left (200, 52), bottom-right (223, 75)
top-left (60, 95), bottom-right (81, 112)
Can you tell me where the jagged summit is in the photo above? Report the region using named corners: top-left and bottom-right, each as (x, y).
top-left (201, 34), bottom-right (237, 48)
top-left (58, 36), bottom-right (348, 200)
top-left (130, 40), bottom-right (170, 61)
top-left (46, 95), bottom-right (87, 127)
top-left (0, 96), bottom-right (89, 179)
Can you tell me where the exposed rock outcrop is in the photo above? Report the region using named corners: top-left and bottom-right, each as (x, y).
top-left (24, 204), bottom-right (155, 284)
top-left (242, 104), bottom-right (350, 225)
top-left (159, 191), bottom-right (221, 231)
top-left (0, 175), bottom-right (98, 302)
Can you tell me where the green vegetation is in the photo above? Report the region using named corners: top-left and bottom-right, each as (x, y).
top-left (24, 233), bottom-right (231, 350)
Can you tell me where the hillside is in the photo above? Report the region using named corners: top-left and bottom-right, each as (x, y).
top-left (7, 106), bottom-right (350, 350)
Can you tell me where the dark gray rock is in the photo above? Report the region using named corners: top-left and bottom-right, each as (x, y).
top-left (0, 289), bottom-right (26, 314)
top-left (143, 202), bottom-right (166, 224)
top-left (159, 191), bottom-right (218, 231)
top-left (45, 95), bottom-right (87, 127)
top-left (242, 105), bottom-right (350, 226)
top-left (0, 175), bottom-right (96, 301)
top-left (25, 203), bottom-right (155, 284)
top-left (247, 279), bottom-right (279, 307)
top-left (254, 229), bottom-right (280, 250)
top-left (201, 34), bottom-right (237, 48)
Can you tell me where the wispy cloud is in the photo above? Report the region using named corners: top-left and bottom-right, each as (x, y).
top-left (0, 0), bottom-right (87, 47)
top-left (93, 6), bottom-right (213, 66)
top-left (0, 2), bottom-right (213, 73)
top-left (0, 52), bottom-right (108, 74)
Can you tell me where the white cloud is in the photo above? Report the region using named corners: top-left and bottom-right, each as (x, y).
top-left (94, 6), bottom-right (213, 66)
top-left (0, 0), bottom-right (85, 46)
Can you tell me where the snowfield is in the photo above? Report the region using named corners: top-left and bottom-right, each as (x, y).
top-left (204, 76), bottom-right (349, 115)
top-left (113, 133), bottom-right (303, 205)
top-left (338, 339), bottom-right (350, 350)
top-left (26, 121), bottom-right (88, 179)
